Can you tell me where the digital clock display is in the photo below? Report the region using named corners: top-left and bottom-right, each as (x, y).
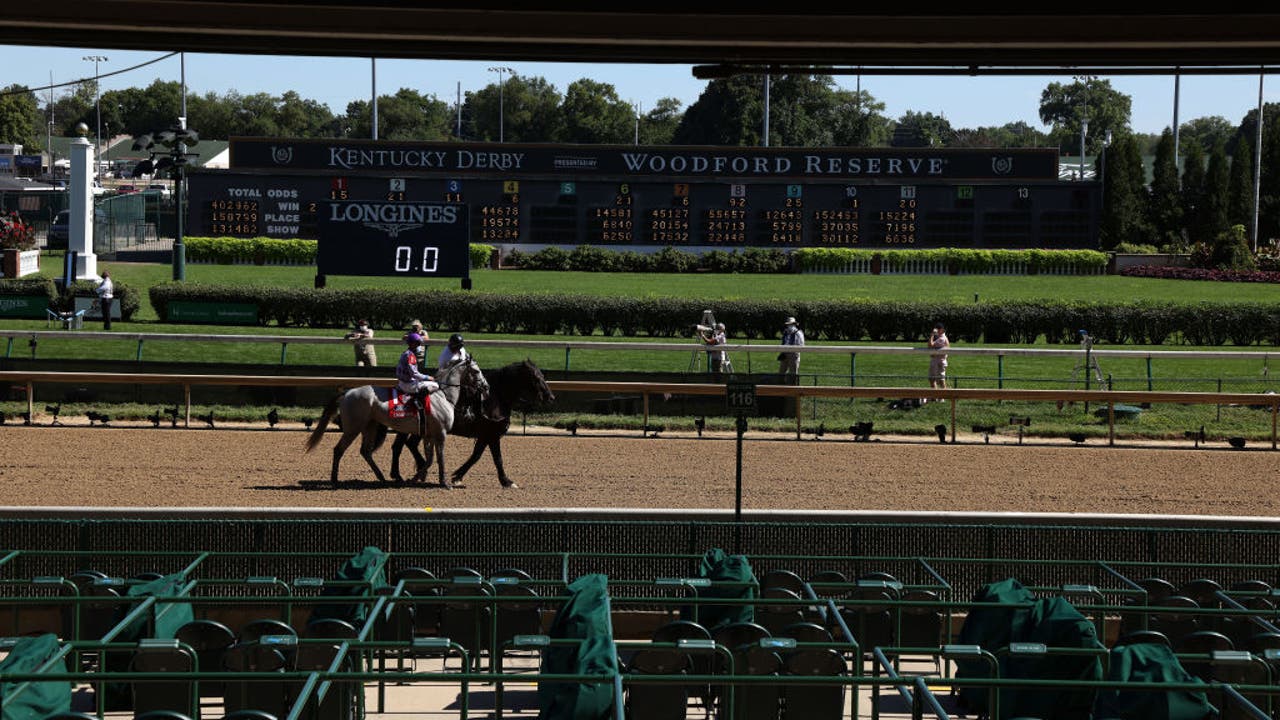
top-left (317, 200), bottom-right (470, 280)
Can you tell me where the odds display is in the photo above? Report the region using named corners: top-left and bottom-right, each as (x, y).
top-left (187, 138), bottom-right (1098, 250)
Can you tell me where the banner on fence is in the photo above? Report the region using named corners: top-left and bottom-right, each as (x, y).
top-left (167, 301), bottom-right (258, 324)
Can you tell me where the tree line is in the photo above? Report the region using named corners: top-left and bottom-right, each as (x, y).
top-left (0, 73), bottom-right (1275, 247)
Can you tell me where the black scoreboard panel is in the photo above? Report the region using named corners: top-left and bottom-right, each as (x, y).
top-left (189, 172), bottom-right (1096, 249)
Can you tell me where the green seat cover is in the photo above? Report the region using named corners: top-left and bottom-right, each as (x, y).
top-left (957, 579), bottom-right (1106, 719)
top-left (0, 633), bottom-right (71, 720)
top-left (1094, 643), bottom-right (1216, 720)
top-left (539, 573), bottom-right (618, 720)
top-left (686, 548), bottom-right (757, 630)
top-left (312, 546), bottom-right (391, 625)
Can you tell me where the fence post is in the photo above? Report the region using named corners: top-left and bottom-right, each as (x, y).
top-left (1146, 356), bottom-right (1154, 392)
top-left (1217, 378), bottom-right (1223, 422)
top-left (565, 347), bottom-right (571, 374)
top-left (795, 390), bottom-right (802, 440)
top-left (950, 398), bottom-right (957, 443)
top-left (997, 354), bottom-right (1004, 390)
top-left (26, 381), bottom-right (33, 421)
top-left (5, 337), bottom-right (11, 358)
top-left (1108, 402), bottom-right (1116, 446)
top-left (850, 353), bottom-right (856, 387)
top-left (279, 342), bottom-right (288, 365)
top-left (184, 383), bottom-right (191, 428)
top-left (1273, 399), bottom-right (1278, 450)
top-left (136, 339), bottom-right (144, 362)
top-left (642, 392), bottom-right (649, 437)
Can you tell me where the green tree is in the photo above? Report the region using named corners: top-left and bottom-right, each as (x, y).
top-left (1038, 76), bottom-right (1132, 154)
top-left (186, 91), bottom-right (236, 139)
top-left (1238, 104), bottom-right (1280, 244)
top-left (50, 81), bottom-right (95, 136)
top-left (637, 97), bottom-right (683, 145)
top-left (1147, 129), bottom-right (1183, 248)
top-left (560, 79), bottom-right (633, 144)
top-left (276, 91), bottom-right (338, 137)
top-left (1227, 135), bottom-right (1254, 233)
top-left (893, 111), bottom-right (954, 147)
top-left (0, 85), bottom-right (43, 150)
top-left (1179, 116), bottom-right (1233, 156)
top-left (1180, 142), bottom-right (1207, 246)
top-left (1196, 141), bottom-right (1231, 244)
top-left (1098, 135), bottom-right (1147, 249)
top-left (672, 75), bottom-right (764, 145)
top-left (832, 89), bottom-right (891, 147)
top-left (351, 88), bottom-right (452, 141)
top-left (951, 121), bottom-right (1049, 148)
top-left (463, 74), bottom-right (564, 143)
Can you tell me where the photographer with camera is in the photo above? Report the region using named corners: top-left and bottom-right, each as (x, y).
top-left (699, 322), bottom-right (728, 378)
top-left (344, 319), bottom-right (376, 367)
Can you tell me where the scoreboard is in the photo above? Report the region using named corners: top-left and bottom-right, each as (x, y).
top-left (187, 138), bottom-right (1098, 250)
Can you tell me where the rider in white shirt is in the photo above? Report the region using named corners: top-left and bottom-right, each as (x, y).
top-left (437, 333), bottom-right (470, 371)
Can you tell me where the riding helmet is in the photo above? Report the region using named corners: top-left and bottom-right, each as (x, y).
top-left (449, 333), bottom-right (464, 347)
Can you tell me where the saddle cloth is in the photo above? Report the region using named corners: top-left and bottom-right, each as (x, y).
top-left (389, 389), bottom-right (432, 420)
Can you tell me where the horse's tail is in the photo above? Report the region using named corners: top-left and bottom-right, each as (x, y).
top-left (371, 424), bottom-right (390, 453)
top-left (304, 392), bottom-right (342, 452)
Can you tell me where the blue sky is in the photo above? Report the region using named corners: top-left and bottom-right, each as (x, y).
top-left (5, 44), bottom-right (1279, 137)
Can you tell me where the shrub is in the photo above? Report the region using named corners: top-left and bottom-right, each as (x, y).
top-left (470, 243), bottom-right (495, 269)
top-left (0, 277), bottom-right (55, 299)
top-left (1211, 224), bottom-right (1257, 271)
top-left (1113, 242), bottom-right (1161, 254)
top-left (54, 280), bottom-right (140, 321)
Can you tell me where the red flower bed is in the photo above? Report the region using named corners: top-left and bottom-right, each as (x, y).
top-left (1121, 265), bottom-right (1280, 283)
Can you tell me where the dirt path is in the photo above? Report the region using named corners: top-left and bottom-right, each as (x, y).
top-left (1, 424), bottom-right (1276, 516)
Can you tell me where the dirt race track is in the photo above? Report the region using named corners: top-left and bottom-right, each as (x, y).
top-left (0, 424), bottom-right (1277, 516)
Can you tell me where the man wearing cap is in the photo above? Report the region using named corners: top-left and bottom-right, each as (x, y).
top-left (779, 316), bottom-right (805, 380)
top-left (405, 319), bottom-right (428, 363)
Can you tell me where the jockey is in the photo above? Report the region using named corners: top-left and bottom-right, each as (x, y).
top-left (437, 333), bottom-right (470, 371)
top-left (396, 334), bottom-right (438, 411)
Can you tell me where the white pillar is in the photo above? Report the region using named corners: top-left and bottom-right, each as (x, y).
top-left (69, 136), bottom-right (98, 279)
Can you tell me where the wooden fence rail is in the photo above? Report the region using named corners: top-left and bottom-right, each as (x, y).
top-left (1, 371), bottom-right (1276, 449)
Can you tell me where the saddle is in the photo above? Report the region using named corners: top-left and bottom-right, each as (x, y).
top-left (389, 390), bottom-right (432, 420)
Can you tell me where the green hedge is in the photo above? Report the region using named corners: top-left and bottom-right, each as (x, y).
top-left (792, 247), bottom-right (1109, 273)
top-left (54, 280), bottom-right (141, 321)
top-left (506, 245), bottom-right (790, 273)
top-left (148, 282), bottom-right (1280, 346)
top-left (0, 277), bottom-right (56, 300)
top-left (186, 236), bottom-right (496, 269)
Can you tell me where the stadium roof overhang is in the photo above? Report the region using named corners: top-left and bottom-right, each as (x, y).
top-left (2, 5), bottom-right (1280, 71)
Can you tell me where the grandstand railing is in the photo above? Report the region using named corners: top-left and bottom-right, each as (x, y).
top-left (1, 370), bottom-right (1276, 447)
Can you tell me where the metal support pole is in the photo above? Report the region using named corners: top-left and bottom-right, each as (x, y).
top-left (27, 381), bottom-right (34, 421)
top-left (642, 393), bottom-right (649, 436)
top-left (136, 340), bottom-right (144, 362)
top-left (795, 393), bottom-right (802, 439)
top-left (1146, 357), bottom-right (1153, 391)
top-left (734, 415), bottom-right (746, 553)
top-left (951, 399), bottom-right (957, 443)
top-left (997, 354), bottom-right (1004, 389)
top-left (850, 353), bottom-right (856, 386)
top-left (564, 347), bottom-right (571, 373)
top-left (184, 383), bottom-right (191, 428)
top-left (1253, 69), bottom-right (1265, 252)
top-left (280, 342), bottom-right (288, 365)
top-left (1272, 400), bottom-right (1277, 450)
top-left (5, 337), bottom-right (12, 358)
top-left (1108, 402), bottom-right (1116, 446)
top-left (1218, 378), bottom-right (1223, 422)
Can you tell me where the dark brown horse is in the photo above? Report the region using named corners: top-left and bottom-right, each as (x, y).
top-left (391, 359), bottom-right (554, 488)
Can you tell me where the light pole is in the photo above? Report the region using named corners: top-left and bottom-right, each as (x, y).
top-left (488, 66), bottom-right (514, 142)
top-left (1100, 129), bottom-right (1112, 215)
top-left (1079, 117), bottom-right (1089, 181)
top-left (83, 55), bottom-right (108, 174)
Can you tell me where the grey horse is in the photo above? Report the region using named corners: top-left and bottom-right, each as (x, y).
top-left (304, 359), bottom-right (485, 488)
